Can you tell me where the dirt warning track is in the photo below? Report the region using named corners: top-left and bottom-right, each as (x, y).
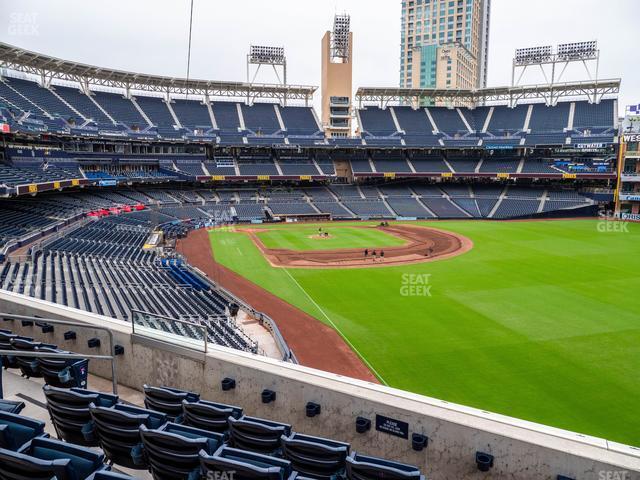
top-left (176, 228), bottom-right (380, 382)
top-left (243, 224), bottom-right (473, 268)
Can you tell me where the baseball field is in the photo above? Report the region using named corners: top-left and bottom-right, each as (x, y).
top-left (206, 219), bottom-right (640, 447)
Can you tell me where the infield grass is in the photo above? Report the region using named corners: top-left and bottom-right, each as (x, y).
top-left (255, 225), bottom-right (405, 251)
top-left (209, 220), bottom-right (640, 446)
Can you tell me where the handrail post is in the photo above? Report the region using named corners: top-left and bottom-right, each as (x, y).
top-left (0, 313), bottom-right (118, 394)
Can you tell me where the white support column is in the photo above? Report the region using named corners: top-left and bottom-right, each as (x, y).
top-left (537, 189), bottom-right (549, 213)
top-left (523, 104), bottom-right (534, 132)
top-left (273, 156), bottom-right (284, 176)
top-left (274, 104), bottom-right (286, 131)
top-left (567, 102), bottom-right (576, 130)
top-left (87, 92), bottom-right (116, 124)
top-left (488, 186), bottom-right (509, 218)
top-left (205, 95), bottom-right (218, 130)
top-left (2, 79), bottom-right (51, 118)
top-left (389, 107), bottom-right (404, 133)
top-left (424, 108), bottom-right (439, 133)
top-left (236, 103), bottom-right (246, 131)
top-left (310, 107), bottom-right (323, 132)
top-left (130, 96), bottom-right (153, 127)
top-left (482, 107), bottom-right (494, 133)
top-left (165, 99), bottom-right (182, 128)
top-left (49, 86), bottom-right (87, 121)
top-left (457, 108), bottom-right (473, 133)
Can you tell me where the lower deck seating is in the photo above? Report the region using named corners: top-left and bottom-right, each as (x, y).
top-left (312, 201), bottom-right (355, 219)
top-left (493, 199), bottom-right (542, 219)
top-left (5, 216), bottom-right (255, 353)
top-left (268, 202), bottom-right (317, 216)
top-left (0, 376), bottom-right (424, 480)
top-left (341, 200), bottom-right (393, 218)
top-left (386, 198), bottom-right (434, 218)
top-left (420, 198), bottom-right (469, 218)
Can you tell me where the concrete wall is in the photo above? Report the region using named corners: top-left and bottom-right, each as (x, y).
top-left (1, 290), bottom-right (639, 480)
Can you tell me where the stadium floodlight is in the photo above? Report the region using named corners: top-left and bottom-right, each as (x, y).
top-left (557, 41), bottom-right (598, 61)
top-left (512, 40), bottom-right (601, 98)
top-left (514, 46), bottom-right (553, 66)
top-left (249, 45), bottom-right (286, 66)
top-left (331, 14), bottom-right (351, 61)
top-left (247, 45), bottom-right (287, 90)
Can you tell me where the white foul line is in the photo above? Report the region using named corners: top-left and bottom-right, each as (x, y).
top-left (282, 267), bottom-right (388, 385)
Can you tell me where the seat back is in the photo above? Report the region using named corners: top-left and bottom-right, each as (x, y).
top-left (140, 422), bottom-right (223, 480)
top-left (0, 411), bottom-right (46, 451)
top-left (346, 452), bottom-right (424, 480)
top-left (182, 399), bottom-right (243, 432)
top-left (143, 385), bottom-right (199, 420)
top-left (38, 348), bottom-right (89, 389)
top-left (89, 403), bottom-right (166, 469)
top-left (200, 445), bottom-right (293, 480)
top-left (281, 432), bottom-right (350, 479)
top-left (0, 399), bottom-right (25, 414)
top-left (0, 331), bottom-right (26, 369)
top-left (9, 338), bottom-right (43, 378)
top-left (228, 415), bottom-right (291, 455)
top-left (43, 385), bottom-right (118, 446)
top-left (85, 472), bottom-right (138, 480)
top-left (0, 447), bottom-right (70, 480)
top-left (13, 436), bottom-right (106, 480)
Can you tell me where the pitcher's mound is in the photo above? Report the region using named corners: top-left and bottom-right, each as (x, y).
top-left (240, 224), bottom-right (473, 269)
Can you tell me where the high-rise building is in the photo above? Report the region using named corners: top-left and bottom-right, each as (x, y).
top-left (399, 0), bottom-right (491, 90)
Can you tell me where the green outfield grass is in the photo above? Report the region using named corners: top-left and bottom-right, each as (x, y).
top-left (255, 225), bottom-right (405, 251)
top-left (210, 220), bottom-right (640, 446)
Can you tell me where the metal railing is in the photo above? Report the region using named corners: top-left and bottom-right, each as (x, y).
top-left (131, 310), bottom-right (208, 354)
top-left (0, 313), bottom-right (119, 393)
top-left (209, 278), bottom-right (297, 363)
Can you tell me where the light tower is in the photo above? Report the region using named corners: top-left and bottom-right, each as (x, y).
top-left (321, 14), bottom-right (353, 138)
top-left (512, 41), bottom-right (600, 104)
top-left (246, 45), bottom-right (287, 103)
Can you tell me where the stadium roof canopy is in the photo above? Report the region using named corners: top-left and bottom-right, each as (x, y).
top-left (356, 78), bottom-right (621, 108)
top-left (0, 42), bottom-right (317, 104)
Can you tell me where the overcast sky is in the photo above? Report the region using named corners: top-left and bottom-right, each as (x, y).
top-left (0, 0), bottom-right (637, 114)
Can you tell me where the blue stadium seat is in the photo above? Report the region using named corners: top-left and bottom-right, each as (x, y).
top-left (43, 385), bottom-right (119, 446)
top-left (281, 432), bottom-right (350, 479)
top-left (10, 337), bottom-right (57, 379)
top-left (346, 452), bottom-right (424, 480)
top-left (88, 403), bottom-right (167, 469)
top-left (85, 471), bottom-right (139, 480)
top-left (0, 411), bottom-right (47, 451)
top-left (181, 399), bottom-right (243, 432)
top-left (140, 422), bottom-right (224, 480)
top-left (0, 331), bottom-right (33, 370)
top-left (228, 415), bottom-right (291, 455)
top-left (200, 445), bottom-right (296, 480)
top-left (0, 399), bottom-right (25, 414)
top-left (0, 436), bottom-right (106, 480)
top-left (37, 347), bottom-right (89, 389)
top-left (143, 385), bottom-right (200, 420)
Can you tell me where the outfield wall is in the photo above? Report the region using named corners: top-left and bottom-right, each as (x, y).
top-left (1, 290), bottom-right (638, 480)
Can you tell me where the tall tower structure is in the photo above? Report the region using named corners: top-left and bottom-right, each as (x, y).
top-left (321, 14), bottom-right (353, 138)
top-left (399, 0), bottom-right (491, 91)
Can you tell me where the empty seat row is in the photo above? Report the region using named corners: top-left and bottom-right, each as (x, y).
top-left (36, 383), bottom-right (425, 480)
